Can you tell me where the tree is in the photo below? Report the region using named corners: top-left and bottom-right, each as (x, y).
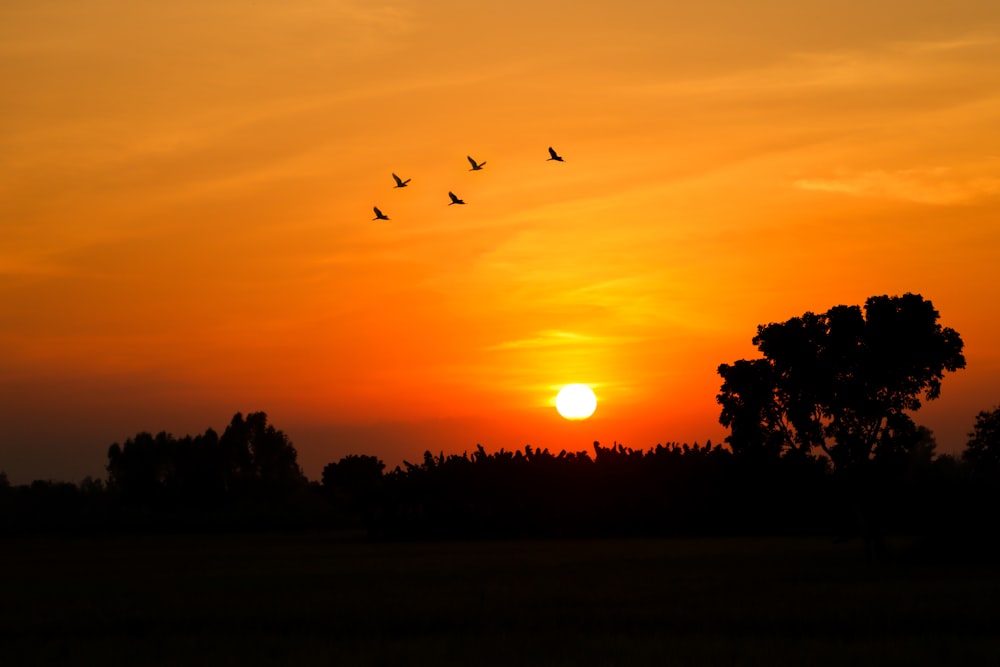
top-left (717, 293), bottom-right (965, 470)
top-left (322, 454), bottom-right (385, 494)
top-left (716, 294), bottom-right (964, 558)
top-left (106, 431), bottom-right (177, 506)
top-left (963, 406), bottom-right (1000, 473)
top-left (322, 454), bottom-right (385, 526)
top-left (218, 412), bottom-right (307, 499)
top-left (106, 413), bottom-right (307, 511)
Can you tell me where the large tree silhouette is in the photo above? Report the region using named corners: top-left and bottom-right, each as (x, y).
top-left (717, 293), bottom-right (965, 470)
top-left (716, 294), bottom-right (965, 557)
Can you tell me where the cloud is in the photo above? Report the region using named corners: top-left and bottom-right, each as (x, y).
top-left (892, 36), bottom-right (994, 54)
top-left (485, 330), bottom-right (594, 351)
top-left (0, 252), bottom-right (71, 279)
top-left (485, 330), bottom-right (644, 351)
top-left (619, 32), bottom-right (999, 104)
top-left (793, 168), bottom-right (1000, 204)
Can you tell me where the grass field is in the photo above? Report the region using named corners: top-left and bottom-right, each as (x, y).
top-left (1, 533), bottom-right (998, 666)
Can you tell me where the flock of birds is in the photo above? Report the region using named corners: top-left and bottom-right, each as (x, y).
top-left (371, 146), bottom-right (565, 221)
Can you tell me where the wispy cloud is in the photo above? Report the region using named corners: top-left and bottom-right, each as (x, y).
top-left (793, 167), bottom-right (1000, 204)
top-left (486, 330), bottom-right (594, 351)
top-left (620, 33), bottom-right (999, 100)
top-left (484, 330), bottom-right (643, 351)
top-left (891, 36), bottom-right (994, 54)
top-left (0, 254), bottom-right (68, 279)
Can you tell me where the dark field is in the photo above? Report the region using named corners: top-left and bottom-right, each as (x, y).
top-left (1, 533), bottom-right (998, 666)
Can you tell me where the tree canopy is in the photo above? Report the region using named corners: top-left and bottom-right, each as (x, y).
top-left (717, 293), bottom-right (965, 471)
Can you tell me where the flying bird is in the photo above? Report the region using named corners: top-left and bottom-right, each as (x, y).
top-left (391, 173), bottom-right (411, 188)
top-left (448, 191), bottom-right (466, 205)
top-left (546, 146), bottom-right (564, 162)
top-left (467, 155), bottom-right (486, 171)
top-left (372, 206), bottom-right (390, 220)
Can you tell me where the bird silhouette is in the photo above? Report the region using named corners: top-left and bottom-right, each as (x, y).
top-left (391, 173), bottom-right (411, 188)
top-left (547, 147), bottom-right (564, 162)
top-left (448, 191), bottom-right (466, 205)
top-left (372, 206), bottom-right (390, 220)
top-left (467, 155), bottom-right (486, 171)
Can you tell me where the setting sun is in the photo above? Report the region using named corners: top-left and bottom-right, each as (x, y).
top-left (555, 384), bottom-right (598, 420)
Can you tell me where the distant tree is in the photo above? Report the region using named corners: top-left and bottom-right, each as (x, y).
top-left (106, 431), bottom-right (177, 506)
top-left (219, 412), bottom-right (307, 499)
top-left (322, 454), bottom-right (385, 526)
top-left (963, 406), bottom-right (1000, 473)
top-left (322, 454), bottom-right (385, 493)
top-left (107, 412), bottom-right (306, 512)
top-left (717, 293), bottom-right (965, 470)
top-left (169, 428), bottom-right (225, 505)
top-left (78, 476), bottom-right (106, 495)
top-left (875, 420), bottom-right (938, 470)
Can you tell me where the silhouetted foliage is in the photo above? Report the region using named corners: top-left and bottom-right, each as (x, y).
top-left (107, 429), bottom-right (227, 510)
top-left (963, 405), bottom-right (1000, 473)
top-left (0, 476), bottom-right (115, 534)
top-left (322, 454), bottom-right (385, 529)
top-left (717, 293), bottom-right (965, 558)
top-left (218, 412), bottom-right (308, 500)
top-left (101, 412), bottom-right (310, 528)
top-left (4, 383), bottom-right (998, 553)
top-left (717, 293), bottom-right (965, 469)
top-left (350, 439), bottom-right (843, 540)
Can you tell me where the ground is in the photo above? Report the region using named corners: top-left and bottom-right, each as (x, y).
top-left (1, 533), bottom-right (997, 666)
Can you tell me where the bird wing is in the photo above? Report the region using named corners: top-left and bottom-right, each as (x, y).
top-left (374, 206), bottom-right (383, 216)
top-left (548, 147), bottom-right (558, 159)
top-left (467, 156), bottom-right (478, 168)
top-left (448, 191), bottom-right (458, 202)
top-left (392, 173), bottom-right (403, 185)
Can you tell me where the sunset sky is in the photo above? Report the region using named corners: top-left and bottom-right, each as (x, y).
top-left (2, 0), bottom-right (999, 483)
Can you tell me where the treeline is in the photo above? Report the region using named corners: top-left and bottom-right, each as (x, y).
top-left (0, 412), bottom-right (314, 534)
top-left (2, 408), bottom-right (999, 543)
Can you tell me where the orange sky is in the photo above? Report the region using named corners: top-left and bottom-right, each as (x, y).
top-left (2, 1), bottom-right (999, 482)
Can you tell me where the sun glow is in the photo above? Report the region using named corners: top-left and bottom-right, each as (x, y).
top-left (555, 384), bottom-right (598, 420)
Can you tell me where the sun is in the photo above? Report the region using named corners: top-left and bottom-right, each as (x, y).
top-left (555, 384), bottom-right (598, 420)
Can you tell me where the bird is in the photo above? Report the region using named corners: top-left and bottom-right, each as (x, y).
top-left (448, 191), bottom-right (465, 205)
top-left (546, 146), bottom-right (564, 162)
top-left (467, 155), bottom-right (486, 171)
top-left (372, 206), bottom-right (390, 220)
top-left (391, 173), bottom-right (411, 188)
